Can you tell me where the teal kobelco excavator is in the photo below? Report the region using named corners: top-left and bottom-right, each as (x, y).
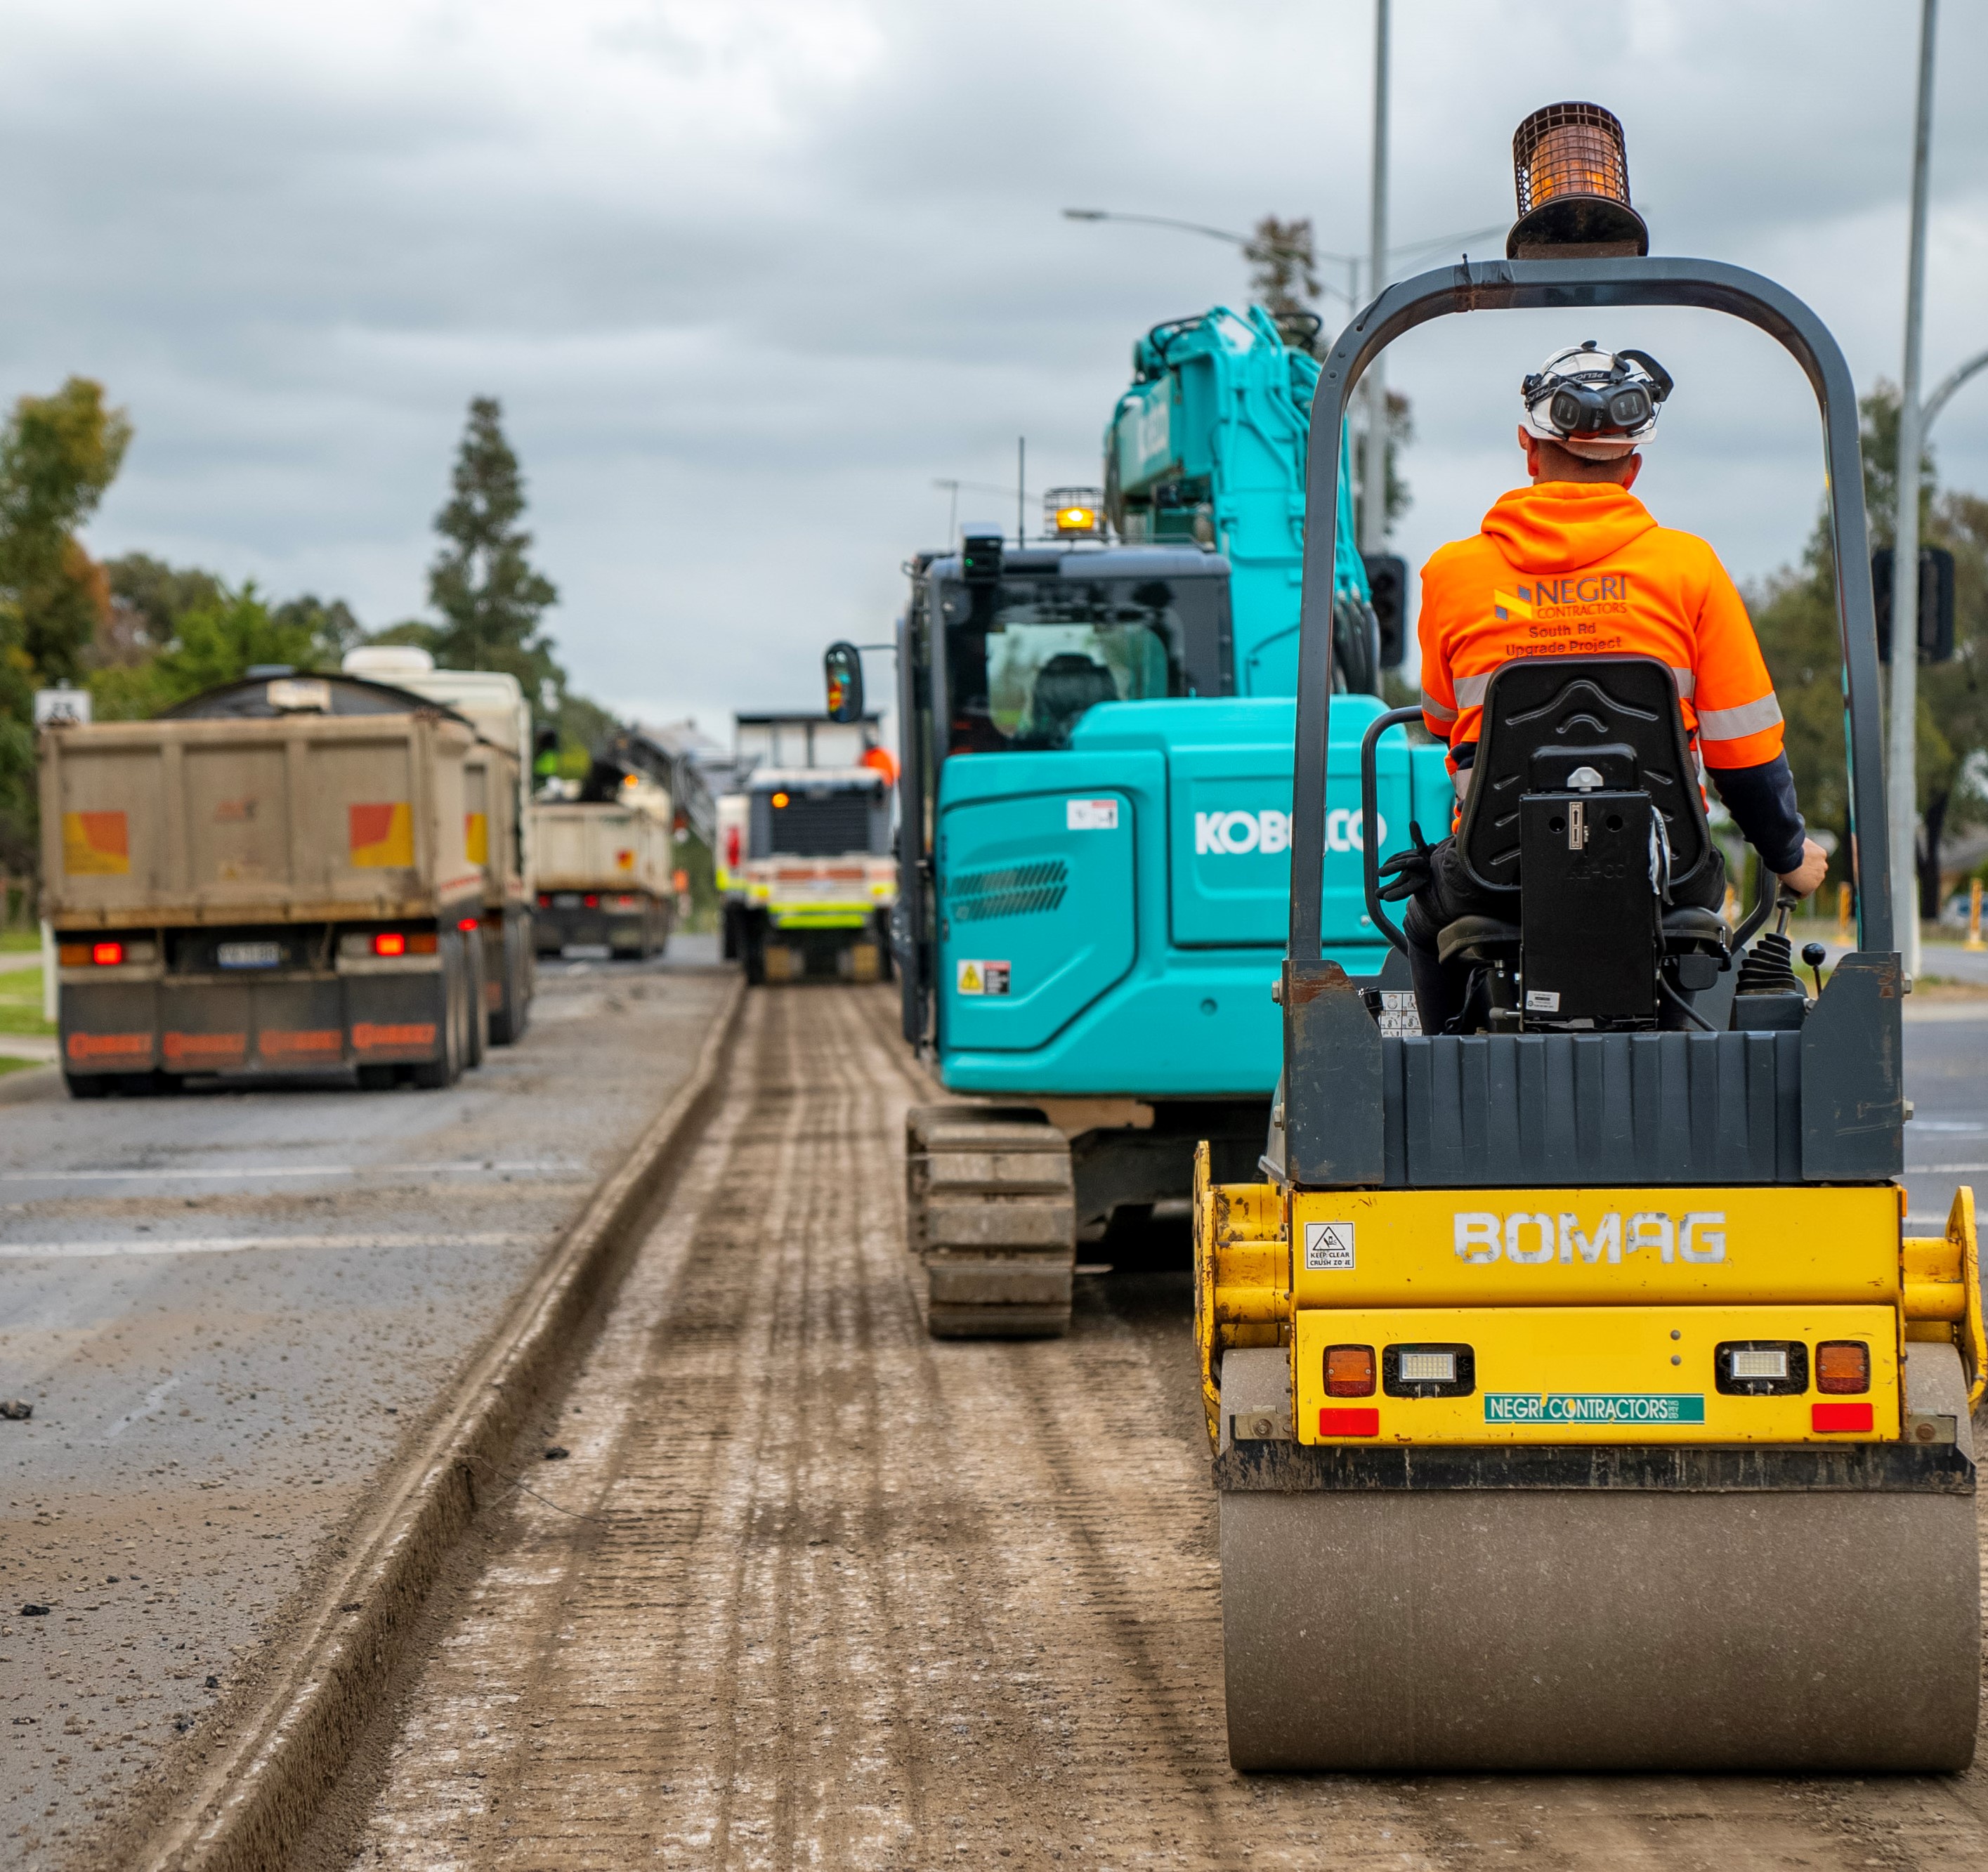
top-left (828, 305), bottom-right (1453, 1337)
top-left (1197, 100), bottom-right (1982, 1774)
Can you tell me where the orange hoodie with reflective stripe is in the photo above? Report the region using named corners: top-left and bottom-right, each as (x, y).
top-left (1417, 482), bottom-right (1784, 773)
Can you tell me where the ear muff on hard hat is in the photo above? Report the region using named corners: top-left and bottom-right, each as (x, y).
top-left (1521, 339), bottom-right (1672, 459)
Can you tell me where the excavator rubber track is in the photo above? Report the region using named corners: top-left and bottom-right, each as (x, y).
top-left (905, 1105), bottom-right (1075, 1337)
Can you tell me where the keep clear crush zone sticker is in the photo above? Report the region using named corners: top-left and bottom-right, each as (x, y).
top-left (1304, 1221), bottom-right (1356, 1270)
top-left (1066, 798), bottom-right (1118, 831)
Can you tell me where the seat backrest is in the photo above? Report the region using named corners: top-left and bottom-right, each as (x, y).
top-left (1456, 654), bottom-right (1710, 894)
top-left (1029, 653), bottom-right (1119, 742)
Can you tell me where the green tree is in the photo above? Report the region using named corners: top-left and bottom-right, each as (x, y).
top-left (0, 378), bottom-right (131, 869)
top-left (1748, 381), bottom-right (1988, 916)
top-left (89, 581), bottom-right (348, 720)
top-left (426, 396), bottom-right (563, 694)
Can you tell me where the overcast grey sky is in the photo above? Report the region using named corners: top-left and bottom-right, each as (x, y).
top-left (8, 0), bottom-right (1987, 738)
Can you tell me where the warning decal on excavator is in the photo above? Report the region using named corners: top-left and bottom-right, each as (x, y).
top-left (1304, 1222), bottom-right (1356, 1270)
top-left (955, 960), bottom-right (1010, 996)
top-left (1066, 799), bottom-right (1119, 831)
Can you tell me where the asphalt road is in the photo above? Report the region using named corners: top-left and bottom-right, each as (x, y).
top-left (1, 936), bottom-right (731, 1868)
top-left (1904, 1000), bottom-right (1988, 1230)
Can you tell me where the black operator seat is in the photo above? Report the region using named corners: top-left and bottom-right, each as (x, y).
top-left (1029, 653), bottom-right (1119, 744)
top-left (1441, 653), bottom-right (1727, 1031)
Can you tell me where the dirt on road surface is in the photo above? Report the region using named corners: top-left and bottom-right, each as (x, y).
top-left (294, 984), bottom-right (1988, 1871)
top-left (1, 949), bottom-right (733, 1868)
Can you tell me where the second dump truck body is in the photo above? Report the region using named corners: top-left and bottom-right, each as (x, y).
top-left (530, 795), bottom-right (674, 958)
top-left (42, 674), bottom-right (485, 1094)
top-left (344, 647), bottom-right (537, 1044)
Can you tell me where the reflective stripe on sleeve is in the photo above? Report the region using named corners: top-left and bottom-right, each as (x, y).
top-left (1453, 672), bottom-right (1491, 707)
top-left (1696, 693), bottom-right (1784, 740)
top-left (1419, 690), bottom-right (1458, 724)
top-left (1670, 666), bottom-right (1696, 699)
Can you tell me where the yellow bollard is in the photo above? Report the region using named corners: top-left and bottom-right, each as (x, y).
top-left (1968, 877), bottom-right (1986, 953)
top-left (1836, 881), bottom-right (1854, 946)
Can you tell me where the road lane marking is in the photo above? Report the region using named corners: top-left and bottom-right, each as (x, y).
top-left (0, 1232), bottom-right (532, 1260)
top-left (0, 1160), bottom-right (582, 1184)
top-left (100, 1375), bottom-right (183, 1441)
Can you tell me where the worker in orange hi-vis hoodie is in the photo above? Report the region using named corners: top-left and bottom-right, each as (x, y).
top-left (1378, 340), bottom-right (1829, 1034)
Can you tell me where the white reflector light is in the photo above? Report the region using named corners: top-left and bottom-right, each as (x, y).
top-left (1730, 1348), bottom-right (1788, 1381)
top-left (1397, 1349), bottom-right (1456, 1385)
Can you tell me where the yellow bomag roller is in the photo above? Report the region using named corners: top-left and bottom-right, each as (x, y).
top-left (1194, 108), bottom-right (1985, 1774)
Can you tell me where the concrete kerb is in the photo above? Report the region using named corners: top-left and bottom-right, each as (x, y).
top-left (132, 971), bottom-right (747, 1872)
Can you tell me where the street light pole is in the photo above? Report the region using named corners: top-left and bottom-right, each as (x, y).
top-left (1888, 0), bottom-right (1937, 978)
top-left (1361, 0), bottom-right (1391, 555)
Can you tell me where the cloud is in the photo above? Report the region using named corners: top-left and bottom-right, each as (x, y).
top-left (0, 0), bottom-right (1980, 735)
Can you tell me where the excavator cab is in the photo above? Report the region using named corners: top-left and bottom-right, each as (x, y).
top-left (1195, 105), bottom-right (1985, 1774)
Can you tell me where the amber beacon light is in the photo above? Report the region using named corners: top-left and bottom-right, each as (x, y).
top-left (1508, 102), bottom-right (1649, 260)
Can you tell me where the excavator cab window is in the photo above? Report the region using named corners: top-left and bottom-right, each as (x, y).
top-left (939, 572), bottom-right (1221, 754)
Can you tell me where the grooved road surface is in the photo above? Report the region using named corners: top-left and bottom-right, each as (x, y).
top-left (324, 987), bottom-right (1988, 1871)
top-left (0, 946), bottom-right (732, 1868)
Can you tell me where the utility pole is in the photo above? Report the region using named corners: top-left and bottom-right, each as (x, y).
top-left (1888, 0), bottom-right (1937, 978)
top-left (1017, 438), bottom-right (1026, 546)
top-left (1361, 0), bottom-right (1391, 554)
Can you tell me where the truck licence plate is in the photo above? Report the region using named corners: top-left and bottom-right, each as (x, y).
top-left (217, 941), bottom-right (282, 969)
top-left (553, 893), bottom-right (582, 908)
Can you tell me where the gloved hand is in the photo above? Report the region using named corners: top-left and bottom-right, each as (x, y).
top-left (1375, 820), bottom-right (1437, 904)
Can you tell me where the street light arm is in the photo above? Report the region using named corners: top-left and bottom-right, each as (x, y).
top-left (1061, 208), bottom-right (1262, 252)
top-left (1921, 348), bottom-right (1988, 436)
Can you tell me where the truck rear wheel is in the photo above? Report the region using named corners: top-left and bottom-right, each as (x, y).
top-left (489, 915), bottom-right (529, 1045)
top-left (410, 941), bottom-right (466, 1089)
top-left (63, 1071), bottom-right (109, 1101)
top-left (906, 1106), bottom-right (1075, 1337)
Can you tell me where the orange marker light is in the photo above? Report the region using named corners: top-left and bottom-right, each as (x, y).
top-left (771, 792), bottom-right (790, 809)
top-left (1324, 1345), bottom-right (1376, 1398)
top-left (1815, 1341), bottom-right (1871, 1395)
top-left (372, 931), bottom-right (407, 957)
top-left (92, 941), bottom-right (124, 967)
top-left (410, 931), bottom-right (439, 955)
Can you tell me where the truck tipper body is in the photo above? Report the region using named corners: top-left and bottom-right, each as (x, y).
top-left (343, 647), bottom-right (537, 1043)
top-left (41, 673), bottom-right (487, 1096)
top-left (530, 793), bottom-right (674, 958)
top-left (718, 711), bottom-right (897, 983)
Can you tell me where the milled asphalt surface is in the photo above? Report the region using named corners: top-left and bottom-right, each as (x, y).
top-left (0, 936), bottom-right (731, 1867)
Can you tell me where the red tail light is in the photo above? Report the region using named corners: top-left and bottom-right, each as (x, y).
top-left (537, 893), bottom-right (551, 908)
top-left (373, 932), bottom-right (407, 957)
top-left (457, 917), bottom-right (480, 932)
top-left (724, 827), bottom-right (741, 869)
top-left (583, 894), bottom-right (599, 908)
top-left (92, 941), bottom-right (124, 967)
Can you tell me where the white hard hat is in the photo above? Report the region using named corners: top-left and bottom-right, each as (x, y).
top-left (1520, 340), bottom-right (1672, 460)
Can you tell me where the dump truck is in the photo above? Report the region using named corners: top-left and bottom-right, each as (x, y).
top-left (1195, 102), bottom-right (1982, 1774)
top-left (342, 646), bottom-right (536, 1043)
top-left (719, 712), bottom-right (897, 984)
top-left (42, 672), bottom-right (486, 1096)
top-left (839, 308), bottom-right (1436, 1337)
top-left (530, 789), bottom-right (674, 958)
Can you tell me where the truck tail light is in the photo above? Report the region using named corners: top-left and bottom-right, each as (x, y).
top-left (92, 941), bottom-right (125, 966)
top-left (457, 917), bottom-right (480, 932)
top-left (1324, 1346), bottom-right (1376, 1397)
top-left (1815, 1342), bottom-right (1871, 1394)
top-left (724, 827), bottom-right (741, 869)
top-left (537, 893), bottom-right (551, 908)
top-left (583, 894), bottom-right (599, 908)
top-left (373, 931), bottom-right (406, 957)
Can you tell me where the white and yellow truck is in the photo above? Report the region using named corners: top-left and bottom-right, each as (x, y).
top-left (717, 712), bottom-right (896, 984)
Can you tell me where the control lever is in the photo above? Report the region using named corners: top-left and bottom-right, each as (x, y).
top-left (1801, 941), bottom-right (1827, 1000)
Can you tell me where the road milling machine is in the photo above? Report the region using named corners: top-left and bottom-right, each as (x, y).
top-left (1196, 103), bottom-right (1984, 1774)
top-left (835, 311), bottom-right (1447, 1338)
top-left (717, 711), bottom-right (898, 986)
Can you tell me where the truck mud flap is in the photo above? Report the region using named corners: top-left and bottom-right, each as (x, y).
top-left (346, 974), bottom-right (447, 1063)
top-left (60, 979), bottom-right (160, 1075)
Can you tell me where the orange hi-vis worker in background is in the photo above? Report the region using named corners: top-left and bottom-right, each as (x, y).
top-left (1379, 340), bottom-right (1828, 1033)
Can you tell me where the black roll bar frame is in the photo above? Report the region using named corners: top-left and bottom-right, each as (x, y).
top-left (1289, 256), bottom-right (1890, 965)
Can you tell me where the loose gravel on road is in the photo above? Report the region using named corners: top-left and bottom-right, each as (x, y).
top-left (304, 985), bottom-right (1988, 1872)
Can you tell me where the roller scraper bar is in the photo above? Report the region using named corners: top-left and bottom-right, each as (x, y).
top-left (1288, 256), bottom-right (1890, 963)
